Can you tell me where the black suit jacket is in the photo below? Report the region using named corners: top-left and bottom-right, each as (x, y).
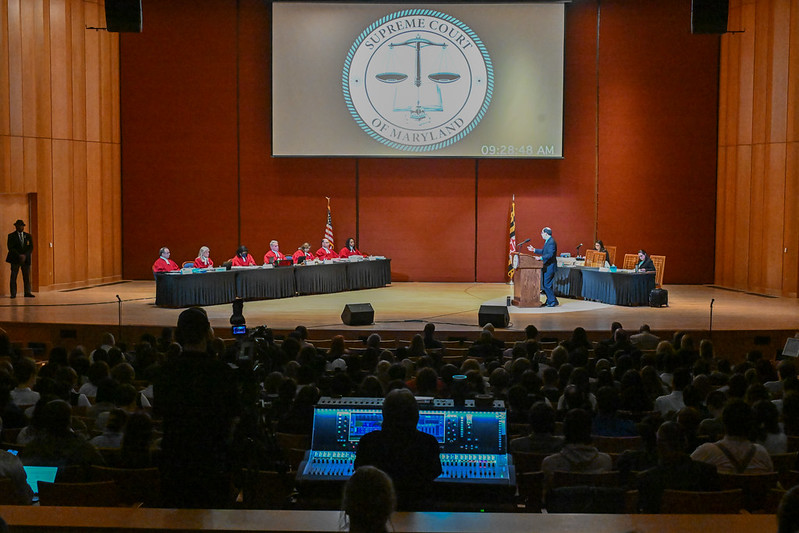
top-left (6, 231), bottom-right (33, 265)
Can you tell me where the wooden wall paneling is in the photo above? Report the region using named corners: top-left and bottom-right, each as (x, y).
top-left (788, 0), bottom-right (799, 142)
top-left (51, 138), bottom-right (74, 285)
top-left (737, 2), bottom-right (757, 146)
top-left (100, 142), bottom-right (115, 279)
top-left (70, 0), bottom-right (85, 141)
top-left (763, 142), bottom-right (787, 293)
top-left (7, 0), bottom-right (23, 136)
top-left (86, 141), bottom-right (102, 281)
top-left (783, 142), bottom-right (799, 296)
top-left (72, 139), bottom-right (89, 283)
top-left (33, 0), bottom-right (51, 138)
top-left (110, 142), bottom-right (121, 275)
top-left (766, 0), bottom-right (790, 143)
top-left (49, 0), bottom-right (72, 140)
top-left (34, 138), bottom-right (53, 287)
top-left (747, 143), bottom-right (766, 291)
top-left (751, 0), bottom-right (771, 145)
top-left (19, 0), bottom-right (40, 137)
top-left (83, 0), bottom-right (100, 142)
top-left (109, 33), bottom-right (119, 144)
top-left (1, 0), bottom-right (10, 136)
top-left (733, 145), bottom-right (753, 289)
top-left (98, 27), bottom-right (113, 143)
top-left (7, 135), bottom-right (22, 192)
top-left (715, 146), bottom-right (729, 285)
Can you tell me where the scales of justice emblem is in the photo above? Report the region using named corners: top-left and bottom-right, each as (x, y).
top-left (343, 10), bottom-right (493, 152)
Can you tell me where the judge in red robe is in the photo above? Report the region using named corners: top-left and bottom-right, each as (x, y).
top-left (193, 246), bottom-right (214, 269)
top-left (153, 247), bottom-right (180, 272)
top-left (292, 242), bottom-right (315, 264)
top-left (339, 237), bottom-right (364, 258)
top-left (230, 245), bottom-right (257, 267)
top-left (263, 240), bottom-right (287, 264)
top-left (316, 238), bottom-right (339, 260)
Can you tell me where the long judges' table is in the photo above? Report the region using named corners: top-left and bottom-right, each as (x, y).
top-left (554, 264), bottom-right (656, 306)
top-left (155, 259), bottom-right (391, 307)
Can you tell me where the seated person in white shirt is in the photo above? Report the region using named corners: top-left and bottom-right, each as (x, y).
top-left (654, 367), bottom-right (691, 418)
top-left (10, 357), bottom-right (39, 407)
top-left (691, 399), bottom-right (774, 474)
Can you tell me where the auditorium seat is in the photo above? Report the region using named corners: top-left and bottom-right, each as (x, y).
top-left (38, 480), bottom-right (120, 507)
top-left (593, 436), bottom-right (643, 454)
top-left (237, 469), bottom-right (296, 509)
top-left (515, 471), bottom-right (544, 512)
top-left (717, 471), bottom-right (779, 512)
top-left (769, 452), bottom-right (798, 486)
top-left (660, 488), bottom-right (743, 514)
top-left (510, 452), bottom-right (548, 474)
top-left (549, 470), bottom-right (621, 490)
top-left (0, 477), bottom-right (25, 505)
top-left (546, 487), bottom-right (637, 513)
top-left (90, 466), bottom-right (161, 507)
top-left (786, 435), bottom-right (799, 453)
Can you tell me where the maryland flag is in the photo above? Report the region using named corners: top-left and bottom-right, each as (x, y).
top-left (508, 195), bottom-right (516, 279)
top-left (324, 197), bottom-right (335, 248)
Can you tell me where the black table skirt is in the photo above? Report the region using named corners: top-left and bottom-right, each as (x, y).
top-left (347, 259), bottom-right (392, 290)
top-left (295, 263), bottom-right (348, 295)
top-left (237, 267), bottom-right (296, 300)
top-left (155, 259), bottom-right (392, 307)
top-left (553, 266), bottom-right (656, 306)
top-left (155, 270), bottom-right (237, 307)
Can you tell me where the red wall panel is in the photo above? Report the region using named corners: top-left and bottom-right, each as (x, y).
top-left (120, 0), bottom-right (720, 284)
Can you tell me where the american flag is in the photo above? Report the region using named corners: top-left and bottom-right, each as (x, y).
top-left (324, 197), bottom-right (334, 248)
top-left (508, 195), bottom-right (516, 279)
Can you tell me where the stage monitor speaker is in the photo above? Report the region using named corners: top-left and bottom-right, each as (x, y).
top-left (341, 303), bottom-right (374, 326)
top-left (691, 0), bottom-right (728, 34)
top-left (478, 305), bottom-right (509, 328)
top-left (105, 0), bottom-right (142, 33)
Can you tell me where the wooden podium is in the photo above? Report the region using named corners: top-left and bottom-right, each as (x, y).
top-left (511, 253), bottom-right (543, 308)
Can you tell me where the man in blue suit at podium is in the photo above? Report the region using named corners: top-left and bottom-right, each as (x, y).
top-left (528, 227), bottom-right (559, 307)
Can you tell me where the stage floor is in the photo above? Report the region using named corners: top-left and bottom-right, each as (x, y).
top-left (1, 281), bottom-right (798, 336)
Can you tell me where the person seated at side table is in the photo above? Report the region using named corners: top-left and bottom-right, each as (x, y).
top-left (316, 238), bottom-right (339, 260)
top-left (339, 237), bottom-right (364, 258)
top-left (193, 246), bottom-right (213, 269)
top-left (636, 249), bottom-right (656, 272)
top-left (594, 240), bottom-right (611, 267)
top-left (230, 245), bottom-right (256, 267)
top-left (292, 242), bottom-right (314, 264)
top-left (263, 240), bottom-right (286, 264)
top-left (152, 247), bottom-right (179, 273)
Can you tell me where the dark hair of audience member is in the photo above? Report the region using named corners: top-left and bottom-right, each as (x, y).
top-left (529, 401), bottom-right (557, 434)
top-left (87, 360), bottom-right (110, 386)
top-left (342, 466), bottom-right (395, 533)
top-left (779, 485), bottom-right (799, 533)
top-left (562, 408), bottom-right (592, 445)
top-left (722, 400), bottom-right (754, 438)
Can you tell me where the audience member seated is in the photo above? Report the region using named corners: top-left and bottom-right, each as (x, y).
top-left (230, 245), bottom-right (257, 267)
top-left (654, 367), bottom-right (691, 418)
top-left (89, 408), bottom-right (127, 449)
top-left (118, 412), bottom-right (158, 469)
top-left (753, 399), bottom-right (787, 454)
top-left (510, 401), bottom-right (564, 453)
top-left (354, 389), bottom-right (442, 510)
top-left (541, 408), bottom-right (612, 481)
top-left (0, 448), bottom-right (33, 504)
top-left (630, 324), bottom-right (661, 351)
top-left (422, 323), bottom-right (443, 351)
top-left (10, 357), bottom-right (39, 408)
top-left (637, 421), bottom-right (720, 513)
top-left (342, 466), bottom-right (395, 533)
top-left (779, 485), bottom-right (799, 533)
top-left (592, 386), bottom-right (638, 437)
top-left (151, 247), bottom-right (179, 273)
top-left (691, 399), bottom-right (774, 473)
top-left (20, 399), bottom-right (105, 473)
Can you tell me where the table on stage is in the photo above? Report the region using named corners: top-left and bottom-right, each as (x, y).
top-left (553, 262), bottom-right (656, 306)
top-left (155, 258), bottom-right (391, 307)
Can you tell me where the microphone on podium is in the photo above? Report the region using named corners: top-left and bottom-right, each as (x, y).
top-left (576, 243), bottom-right (583, 250)
top-left (518, 238), bottom-right (531, 247)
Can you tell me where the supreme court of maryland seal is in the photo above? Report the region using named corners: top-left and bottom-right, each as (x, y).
top-left (343, 10), bottom-right (493, 152)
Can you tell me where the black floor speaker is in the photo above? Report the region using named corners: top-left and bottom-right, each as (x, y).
top-left (105, 0), bottom-right (142, 33)
top-left (341, 303), bottom-right (374, 326)
top-left (478, 305), bottom-right (509, 328)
